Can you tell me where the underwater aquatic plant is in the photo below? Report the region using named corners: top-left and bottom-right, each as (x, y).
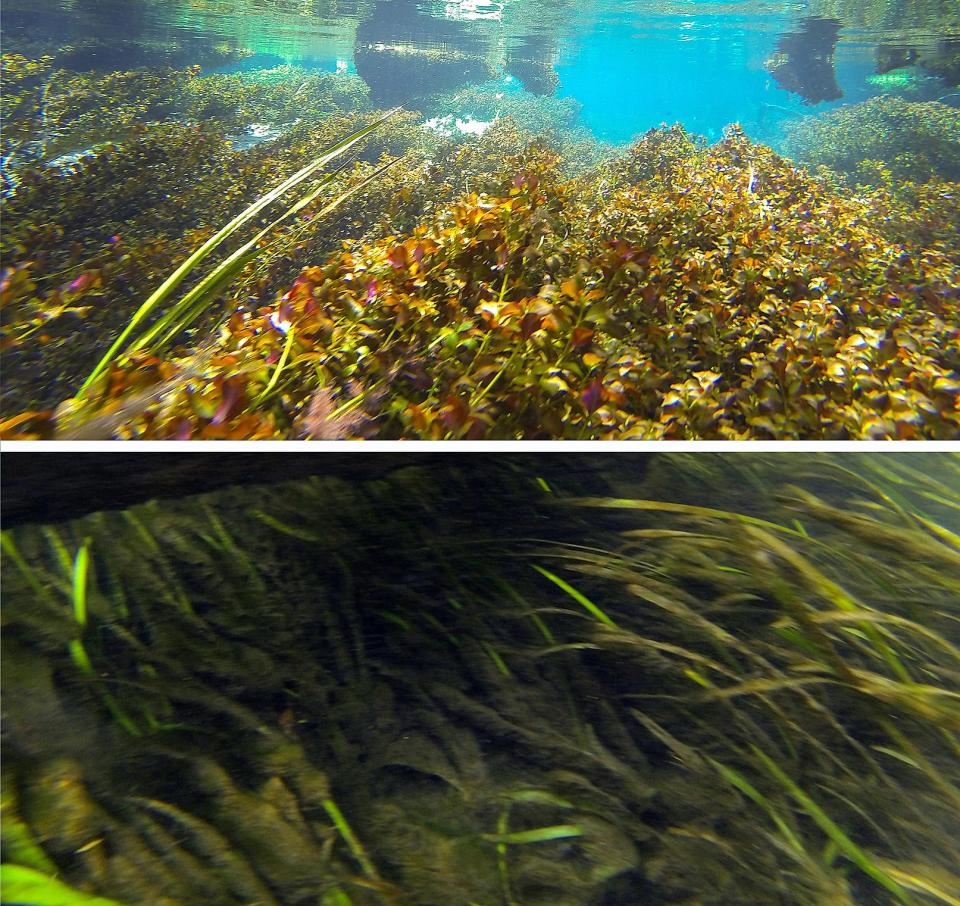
top-left (39, 125), bottom-right (956, 440)
top-left (536, 453), bottom-right (960, 904)
top-left (1, 84), bottom-right (535, 431)
top-left (0, 864), bottom-right (124, 905)
top-left (78, 107), bottom-right (401, 393)
top-left (0, 54), bottom-right (56, 189)
top-left (0, 58), bottom-right (374, 175)
top-left (2, 455), bottom-right (957, 904)
top-left (2, 68), bottom-right (958, 439)
top-left (782, 96), bottom-right (960, 185)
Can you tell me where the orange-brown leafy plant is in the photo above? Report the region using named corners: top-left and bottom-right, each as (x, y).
top-left (4, 121), bottom-right (959, 439)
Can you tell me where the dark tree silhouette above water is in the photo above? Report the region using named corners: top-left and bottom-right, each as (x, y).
top-left (766, 17), bottom-right (843, 104)
top-left (353, 0), bottom-right (564, 106)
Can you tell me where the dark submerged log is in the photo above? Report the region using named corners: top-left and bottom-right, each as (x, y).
top-left (1, 453), bottom-right (649, 528)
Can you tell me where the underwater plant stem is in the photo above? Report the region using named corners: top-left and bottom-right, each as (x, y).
top-left (72, 538), bottom-right (91, 629)
top-left (571, 497), bottom-right (806, 537)
top-left (468, 337), bottom-right (524, 410)
top-left (0, 532), bottom-right (60, 612)
top-left (495, 804), bottom-right (516, 906)
top-left (253, 325), bottom-right (296, 405)
top-left (322, 798), bottom-right (379, 882)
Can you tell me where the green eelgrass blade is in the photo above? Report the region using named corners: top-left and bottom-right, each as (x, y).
top-left (0, 864), bottom-right (126, 906)
top-left (136, 242), bottom-right (262, 354)
top-left (0, 834), bottom-right (58, 880)
top-left (481, 640), bottom-right (512, 678)
top-left (878, 861), bottom-right (960, 906)
top-left (707, 757), bottom-right (806, 856)
top-left (802, 610), bottom-right (960, 663)
top-left (68, 639), bottom-right (142, 736)
top-left (503, 790), bottom-right (576, 809)
top-left (751, 746), bottom-right (910, 901)
top-left (1, 531), bottom-right (59, 610)
top-left (531, 565), bottom-right (618, 628)
top-left (251, 511), bottom-right (322, 542)
top-left (495, 805), bottom-right (515, 906)
top-left (912, 514), bottom-right (960, 552)
top-left (482, 825), bottom-right (583, 845)
top-left (570, 497), bottom-right (806, 538)
top-left (323, 798), bottom-right (379, 881)
top-left (138, 165), bottom-right (342, 354)
top-left (130, 153), bottom-right (400, 360)
top-left (321, 888), bottom-right (355, 906)
top-left (79, 108), bottom-right (399, 393)
top-left (72, 539), bottom-right (91, 629)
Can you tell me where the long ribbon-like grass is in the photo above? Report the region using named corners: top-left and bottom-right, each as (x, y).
top-left (79, 108), bottom-right (399, 394)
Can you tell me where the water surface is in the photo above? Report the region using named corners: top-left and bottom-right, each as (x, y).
top-left (3, 0), bottom-right (957, 146)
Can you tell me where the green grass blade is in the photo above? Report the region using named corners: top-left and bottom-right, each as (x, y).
top-left (708, 757), bottom-right (806, 855)
top-left (752, 746), bottom-right (909, 901)
top-left (251, 326), bottom-right (296, 406)
top-left (1, 531), bottom-right (59, 609)
top-left (482, 825), bottom-right (583, 845)
top-left (79, 108), bottom-right (399, 392)
top-left (572, 497), bottom-right (805, 537)
top-left (72, 539), bottom-right (91, 629)
top-left (323, 798), bottom-right (379, 881)
top-left (532, 565), bottom-right (618, 628)
top-left (0, 864), bottom-right (127, 906)
top-left (251, 511), bottom-right (322, 542)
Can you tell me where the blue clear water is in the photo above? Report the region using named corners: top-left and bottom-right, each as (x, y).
top-left (553, 13), bottom-right (885, 146)
top-left (2, 0), bottom-right (957, 148)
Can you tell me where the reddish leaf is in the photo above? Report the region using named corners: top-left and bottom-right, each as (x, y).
top-left (519, 311), bottom-right (543, 340)
top-left (69, 272), bottom-right (96, 293)
top-left (582, 378), bottom-right (604, 414)
top-left (211, 377), bottom-right (246, 425)
top-left (571, 326), bottom-right (594, 349)
top-left (440, 395), bottom-right (470, 432)
top-left (173, 418), bottom-right (194, 440)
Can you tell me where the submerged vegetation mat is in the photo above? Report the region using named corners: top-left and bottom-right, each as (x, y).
top-left (1, 58), bottom-right (959, 438)
top-left (1, 453), bottom-right (959, 905)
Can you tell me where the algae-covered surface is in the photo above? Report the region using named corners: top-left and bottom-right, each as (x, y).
top-left (1, 0), bottom-right (959, 439)
top-left (2, 452), bottom-right (958, 904)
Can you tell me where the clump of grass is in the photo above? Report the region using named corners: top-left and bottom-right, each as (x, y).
top-left (79, 108), bottom-right (401, 395)
top-left (3, 456), bottom-right (956, 905)
top-left (542, 455), bottom-right (960, 904)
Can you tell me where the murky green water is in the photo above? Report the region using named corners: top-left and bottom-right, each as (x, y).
top-left (2, 453), bottom-right (958, 904)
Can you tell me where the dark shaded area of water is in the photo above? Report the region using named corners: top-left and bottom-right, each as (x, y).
top-left (0, 453), bottom-right (637, 527)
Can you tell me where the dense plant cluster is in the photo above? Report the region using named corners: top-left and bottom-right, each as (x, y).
top-left (0, 57), bottom-right (371, 173)
top-left (1, 105), bottom-right (541, 416)
top-left (549, 453), bottom-right (960, 904)
top-left (20, 125), bottom-right (955, 441)
top-left (2, 55), bottom-right (958, 439)
top-left (423, 82), bottom-right (610, 175)
top-left (782, 96), bottom-right (960, 186)
top-left (1, 54), bottom-right (57, 186)
top-left (2, 454), bottom-right (958, 904)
